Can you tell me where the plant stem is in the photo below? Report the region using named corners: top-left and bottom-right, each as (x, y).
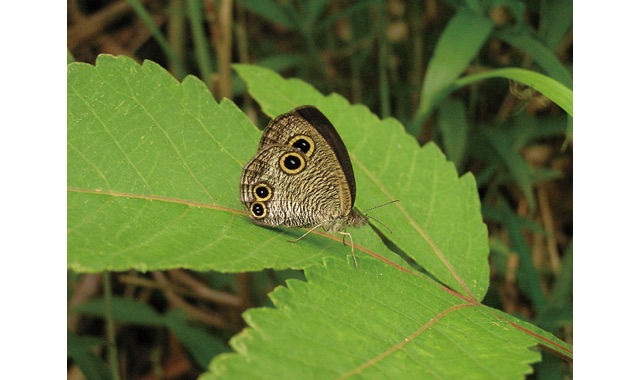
top-left (206, 0), bottom-right (233, 100)
top-left (167, 0), bottom-right (186, 79)
top-left (186, 0), bottom-right (215, 91)
top-left (103, 272), bottom-right (120, 380)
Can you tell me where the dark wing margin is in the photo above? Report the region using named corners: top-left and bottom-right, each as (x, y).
top-left (292, 105), bottom-right (357, 208)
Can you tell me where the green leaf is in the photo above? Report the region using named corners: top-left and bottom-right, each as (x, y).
top-left (495, 26), bottom-right (573, 88)
top-left (68, 54), bottom-right (490, 300)
top-left (203, 257), bottom-right (569, 378)
top-left (454, 68), bottom-right (573, 117)
top-left (234, 63), bottom-right (490, 300)
top-left (487, 309), bottom-right (572, 361)
top-left (409, 9), bottom-right (494, 135)
top-left (69, 55), bottom-right (350, 273)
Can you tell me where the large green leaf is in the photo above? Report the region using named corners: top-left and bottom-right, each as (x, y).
top-left (233, 63), bottom-right (490, 300)
top-left (68, 55), bottom-right (400, 273)
top-left (204, 257), bottom-right (570, 378)
top-left (67, 55), bottom-right (572, 377)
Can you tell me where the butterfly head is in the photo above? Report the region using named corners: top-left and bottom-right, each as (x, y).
top-left (321, 210), bottom-right (369, 233)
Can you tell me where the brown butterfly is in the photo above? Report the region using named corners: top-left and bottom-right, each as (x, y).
top-left (240, 105), bottom-right (394, 268)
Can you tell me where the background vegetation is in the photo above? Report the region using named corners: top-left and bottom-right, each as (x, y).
top-left (67, 0), bottom-right (572, 378)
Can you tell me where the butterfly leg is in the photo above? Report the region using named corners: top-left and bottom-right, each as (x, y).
top-left (288, 224), bottom-right (323, 243)
top-left (338, 231), bottom-right (358, 270)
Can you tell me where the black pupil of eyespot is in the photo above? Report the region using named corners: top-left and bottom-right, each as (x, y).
top-left (256, 186), bottom-right (269, 198)
top-left (292, 138), bottom-right (310, 153)
top-left (252, 203), bottom-right (264, 216)
top-left (284, 155), bottom-right (301, 170)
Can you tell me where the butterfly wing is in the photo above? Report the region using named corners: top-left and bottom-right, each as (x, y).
top-left (260, 106), bottom-right (356, 209)
top-left (240, 106), bottom-right (356, 228)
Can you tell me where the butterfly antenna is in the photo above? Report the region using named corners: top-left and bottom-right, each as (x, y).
top-left (362, 200), bottom-right (399, 234)
top-left (361, 199), bottom-right (399, 213)
top-left (367, 215), bottom-right (393, 234)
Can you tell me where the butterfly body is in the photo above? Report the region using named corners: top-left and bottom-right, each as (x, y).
top-left (240, 105), bottom-right (368, 234)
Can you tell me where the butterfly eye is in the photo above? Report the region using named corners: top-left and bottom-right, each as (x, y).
top-left (289, 135), bottom-right (315, 157)
top-left (279, 152), bottom-right (306, 174)
top-left (253, 183), bottom-right (272, 201)
top-left (250, 202), bottom-right (267, 219)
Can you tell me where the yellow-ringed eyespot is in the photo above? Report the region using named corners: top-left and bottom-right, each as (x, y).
top-left (279, 151), bottom-right (306, 174)
top-left (250, 201), bottom-right (267, 219)
top-left (252, 183), bottom-right (272, 201)
top-left (288, 135), bottom-right (315, 157)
